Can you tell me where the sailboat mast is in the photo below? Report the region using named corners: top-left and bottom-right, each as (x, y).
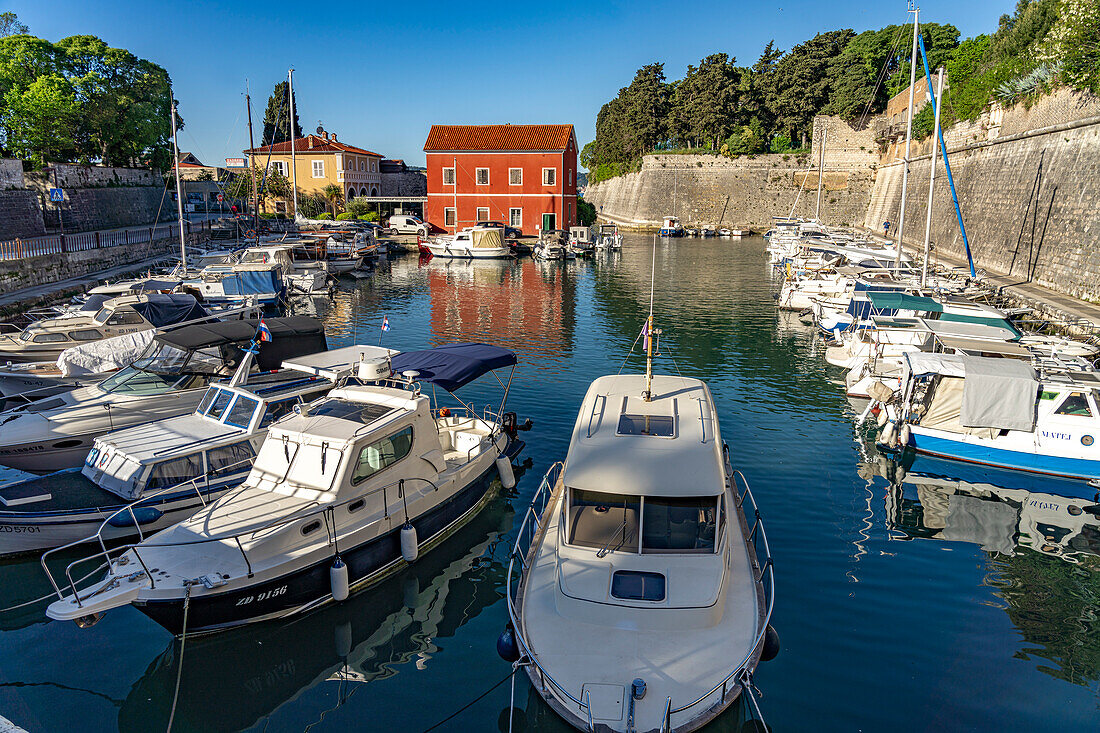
top-left (644, 235), bottom-right (656, 402)
top-left (921, 67), bottom-right (944, 288)
top-left (894, 5), bottom-right (920, 269)
top-left (170, 100), bottom-right (186, 267)
top-left (288, 68), bottom-right (299, 220)
top-left (815, 126), bottom-right (827, 221)
top-left (245, 80), bottom-right (259, 233)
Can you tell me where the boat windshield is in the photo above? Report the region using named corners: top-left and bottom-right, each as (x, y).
top-left (98, 363), bottom-right (190, 395)
top-left (641, 496), bottom-right (718, 554)
top-left (567, 490), bottom-right (720, 554)
top-left (567, 489), bottom-right (640, 553)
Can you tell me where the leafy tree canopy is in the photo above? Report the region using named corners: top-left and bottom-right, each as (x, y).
top-left (261, 80), bottom-right (302, 146)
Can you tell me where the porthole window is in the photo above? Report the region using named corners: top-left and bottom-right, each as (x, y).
top-left (348, 499), bottom-right (365, 513)
top-left (301, 520), bottom-right (321, 536)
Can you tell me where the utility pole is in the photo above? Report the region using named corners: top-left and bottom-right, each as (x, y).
top-left (245, 80), bottom-right (259, 231)
top-left (288, 68), bottom-right (299, 221)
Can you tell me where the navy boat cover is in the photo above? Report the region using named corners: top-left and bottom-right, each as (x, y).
top-left (130, 294), bottom-right (209, 328)
top-left (390, 343), bottom-right (517, 392)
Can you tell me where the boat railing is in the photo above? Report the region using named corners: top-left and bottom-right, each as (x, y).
top-left (505, 462), bottom-right (597, 718)
top-left (666, 468), bottom-right (775, 718)
top-left (44, 473), bottom-right (442, 611)
top-left (40, 454), bottom-right (257, 600)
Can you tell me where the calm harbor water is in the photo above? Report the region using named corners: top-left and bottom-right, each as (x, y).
top-left (0, 235), bottom-right (1097, 731)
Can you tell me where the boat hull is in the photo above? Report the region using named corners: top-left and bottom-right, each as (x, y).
top-left (134, 446), bottom-right (515, 634)
top-left (907, 429), bottom-right (1100, 482)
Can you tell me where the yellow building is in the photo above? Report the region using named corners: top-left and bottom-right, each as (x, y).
top-left (245, 129), bottom-right (383, 214)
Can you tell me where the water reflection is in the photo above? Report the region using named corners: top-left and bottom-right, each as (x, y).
top-left (867, 448), bottom-right (1100, 689)
top-left (118, 493), bottom-right (515, 732)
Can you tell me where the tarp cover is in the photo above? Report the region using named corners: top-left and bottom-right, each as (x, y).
top-left (130, 294), bottom-right (209, 328)
top-left (223, 269), bottom-right (282, 296)
top-left (471, 228), bottom-right (504, 249)
top-left (76, 294), bottom-right (112, 313)
top-left (155, 317), bottom-right (326, 371)
top-left (57, 330), bottom-right (155, 377)
top-left (904, 352), bottom-right (967, 379)
top-left (390, 343), bottom-right (516, 392)
top-left (960, 356), bottom-right (1038, 432)
top-left (937, 312), bottom-right (1022, 338)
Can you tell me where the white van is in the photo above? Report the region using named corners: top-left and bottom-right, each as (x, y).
top-left (386, 215), bottom-right (430, 236)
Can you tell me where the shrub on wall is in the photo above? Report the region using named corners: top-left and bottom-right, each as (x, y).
top-left (316, 213), bottom-right (333, 220)
top-left (336, 212), bottom-right (355, 220)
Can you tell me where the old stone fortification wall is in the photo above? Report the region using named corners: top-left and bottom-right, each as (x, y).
top-left (0, 159), bottom-right (24, 189)
top-left (0, 232), bottom-right (200, 298)
top-left (25, 164), bottom-right (161, 190)
top-left (55, 187), bottom-right (173, 232)
top-left (585, 116), bottom-right (876, 229)
top-left (864, 113), bottom-right (1100, 301)
top-left (585, 153), bottom-right (874, 229)
top-left (381, 171), bottom-right (427, 197)
top-left (0, 191), bottom-right (46, 239)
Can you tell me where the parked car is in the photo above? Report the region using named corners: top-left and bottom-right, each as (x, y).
top-left (477, 220), bottom-right (523, 239)
top-left (386, 215), bottom-right (430, 237)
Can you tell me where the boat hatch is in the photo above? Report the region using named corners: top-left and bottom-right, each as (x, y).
top-left (617, 413), bottom-right (674, 437)
top-left (610, 570), bottom-right (666, 601)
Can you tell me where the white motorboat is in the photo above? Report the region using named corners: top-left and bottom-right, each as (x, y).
top-left (701, 226), bottom-right (716, 237)
top-left (507, 295), bottom-right (775, 732)
top-left (534, 230), bottom-right (574, 261)
top-left (45, 343), bottom-right (531, 634)
top-left (658, 216), bottom-right (683, 237)
top-left (0, 346), bottom-right (364, 555)
top-left (595, 224), bottom-right (623, 250)
top-left (0, 317), bottom-right (326, 474)
top-left (236, 244), bottom-right (330, 294)
top-left (0, 293), bottom-right (206, 364)
top-left (569, 226), bottom-right (597, 256)
top-left (423, 226), bottom-right (513, 259)
top-left (684, 227), bottom-right (699, 237)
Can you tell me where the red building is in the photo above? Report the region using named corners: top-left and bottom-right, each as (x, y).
top-left (423, 124), bottom-right (578, 234)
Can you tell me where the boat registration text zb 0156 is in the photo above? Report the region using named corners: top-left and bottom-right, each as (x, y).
top-left (235, 585), bottom-right (287, 606)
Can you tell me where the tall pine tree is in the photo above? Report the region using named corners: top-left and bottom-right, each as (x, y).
top-left (261, 80), bottom-right (301, 145)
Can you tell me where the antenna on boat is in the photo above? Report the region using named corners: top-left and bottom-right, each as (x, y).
top-left (644, 234), bottom-right (656, 402)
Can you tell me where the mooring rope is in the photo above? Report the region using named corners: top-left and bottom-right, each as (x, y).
top-left (165, 582), bottom-right (192, 733)
top-left (419, 668), bottom-right (515, 733)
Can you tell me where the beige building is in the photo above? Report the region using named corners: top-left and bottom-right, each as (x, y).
top-left (245, 129), bottom-right (383, 213)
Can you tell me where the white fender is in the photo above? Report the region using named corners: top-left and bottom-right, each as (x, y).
top-left (877, 408), bottom-right (889, 428)
top-left (879, 421), bottom-right (896, 447)
top-left (330, 557), bottom-right (349, 602)
top-left (400, 523), bottom-right (419, 562)
top-left (899, 423), bottom-right (912, 446)
top-left (496, 455), bottom-right (516, 489)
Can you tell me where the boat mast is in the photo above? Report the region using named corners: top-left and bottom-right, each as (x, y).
top-left (288, 68), bottom-right (299, 221)
top-left (245, 80), bottom-right (259, 233)
top-left (815, 125), bottom-right (827, 221)
top-left (894, 4), bottom-right (919, 269)
top-left (170, 99), bottom-right (187, 268)
top-left (644, 235), bottom-right (656, 402)
top-left (921, 67), bottom-right (944, 289)
top-left (453, 155), bottom-right (458, 233)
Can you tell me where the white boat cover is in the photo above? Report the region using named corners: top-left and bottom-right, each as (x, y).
top-left (960, 356), bottom-right (1038, 432)
top-left (56, 330), bottom-right (155, 377)
top-left (904, 352), bottom-right (967, 378)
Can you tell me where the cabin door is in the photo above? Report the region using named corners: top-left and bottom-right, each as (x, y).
top-left (542, 213), bottom-right (556, 232)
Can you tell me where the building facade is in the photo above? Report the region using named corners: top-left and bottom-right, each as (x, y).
top-left (244, 130), bottom-right (382, 213)
top-left (423, 124), bottom-right (578, 234)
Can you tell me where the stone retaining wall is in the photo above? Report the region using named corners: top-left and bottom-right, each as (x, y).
top-left (0, 191), bottom-right (46, 239)
top-left (864, 114), bottom-right (1100, 301)
top-left (0, 233), bottom-right (199, 297)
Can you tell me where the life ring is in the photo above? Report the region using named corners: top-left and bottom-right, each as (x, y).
top-left (438, 407), bottom-right (451, 417)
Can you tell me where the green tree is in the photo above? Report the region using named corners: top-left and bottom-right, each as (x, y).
top-left (1, 73), bottom-right (77, 166)
top-left (667, 53), bottom-right (739, 149)
top-left (322, 182), bottom-right (343, 216)
top-left (1039, 0), bottom-right (1100, 93)
top-left (617, 63), bottom-right (670, 159)
top-left (0, 12), bottom-right (28, 37)
top-left (768, 29), bottom-right (856, 145)
top-left (577, 197), bottom-right (597, 226)
top-left (261, 81), bottom-right (301, 145)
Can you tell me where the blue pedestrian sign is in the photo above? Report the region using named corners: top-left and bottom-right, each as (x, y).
top-left (49, 188), bottom-right (63, 203)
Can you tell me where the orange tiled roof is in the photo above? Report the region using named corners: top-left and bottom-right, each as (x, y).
top-left (245, 134), bottom-right (382, 157)
top-left (424, 124), bottom-right (574, 152)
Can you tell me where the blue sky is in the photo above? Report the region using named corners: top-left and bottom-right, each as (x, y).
top-left (10, 0), bottom-right (1015, 168)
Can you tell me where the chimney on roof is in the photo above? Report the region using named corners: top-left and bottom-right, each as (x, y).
top-left (321, 130), bottom-right (328, 141)
top-left (331, 132), bottom-right (337, 142)
top-left (308, 135), bottom-right (314, 149)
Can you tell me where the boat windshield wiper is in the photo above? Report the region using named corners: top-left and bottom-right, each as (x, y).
top-left (595, 515), bottom-right (629, 558)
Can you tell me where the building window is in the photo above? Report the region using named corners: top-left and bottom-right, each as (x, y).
top-left (509, 168), bottom-right (522, 185)
top-left (312, 160), bottom-right (325, 178)
top-left (510, 208), bottom-right (522, 228)
top-left (475, 168), bottom-right (489, 185)
top-left (569, 170), bottom-right (574, 185)
top-left (477, 207), bottom-right (489, 222)
top-left (444, 208), bottom-right (456, 227)
top-left (359, 159), bottom-right (364, 171)
top-left (443, 167), bottom-right (455, 185)
top-left (542, 168), bottom-right (556, 185)
top-left (372, 160), bottom-right (377, 172)
top-left (568, 202), bottom-right (573, 223)
top-left (270, 160), bottom-right (288, 176)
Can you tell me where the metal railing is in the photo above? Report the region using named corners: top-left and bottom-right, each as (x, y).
top-left (43, 465), bottom-right (453, 612)
top-left (504, 461), bottom-right (776, 729)
top-left (504, 462), bottom-right (595, 721)
top-left (0, 220), bottom-right (212, 261)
